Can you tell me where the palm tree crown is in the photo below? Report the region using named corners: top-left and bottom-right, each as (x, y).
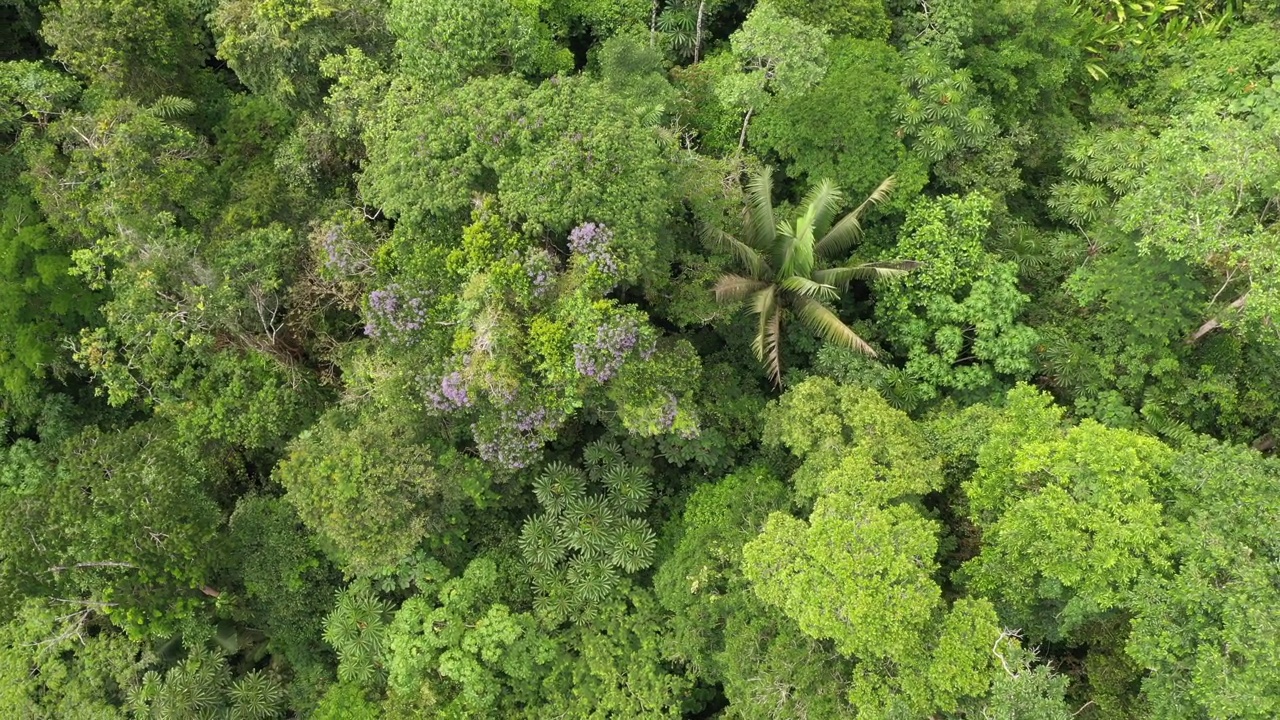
top-left (709, 167), bottom-right (914, 386)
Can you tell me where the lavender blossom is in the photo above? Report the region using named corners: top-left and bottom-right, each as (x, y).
top-left (568, 222), bottom-right (619, 277)
top-left (426, 370), bottom-right (473, 411)
top-left (524, 250), bottom-right (557, 298)
top-left (473, 402), bottom-right (564, 470)
top-left (574, 316), bottom-right (646, 383)
top-left (320, 225), bottom-right (369, 276)
top-left (364, 285), bottom-right (430, 342)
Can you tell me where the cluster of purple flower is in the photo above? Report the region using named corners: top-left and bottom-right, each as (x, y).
top-left (364, 285), bottom-right (429, 341)
top-left (473, 403), bottom-right (563, 470)
top-left (656, 393), bottom-right (697, 438)
top-left (426, 370), bottom-right (472, 411)
top-left (320, 226), bottom-right (367, 276)
top-left (524, 251), bottom-right (557, 298)
top-left (574, 316), bottom-right (652, 383)
top-left (531, 269), bottom-right (553, 294)
top-left (567, 222), bottom-right (619, 277)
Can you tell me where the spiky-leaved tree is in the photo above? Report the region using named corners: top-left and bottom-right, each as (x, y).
top-left (709, 168), bottom-right (914, 386)
top-left (518, 441), bottom-right (657, 624)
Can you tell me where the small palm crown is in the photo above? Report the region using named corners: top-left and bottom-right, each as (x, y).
top-left (708, 167), bottom-right (916, 386)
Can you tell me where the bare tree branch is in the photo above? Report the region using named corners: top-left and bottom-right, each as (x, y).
top-left (46, 561), bottom-right (137, 574)
top-left (1188, 293), bottom-right (1247, 343)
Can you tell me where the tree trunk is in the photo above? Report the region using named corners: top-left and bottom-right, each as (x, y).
top-left (694, 0), bottom-right (706, 63)
top-left (650, 0), bottom-right (659, 48)
top-left (737, 106), bottom-right (754, 151)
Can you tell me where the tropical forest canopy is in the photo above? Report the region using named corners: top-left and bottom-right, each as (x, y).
top-left (1, 0), bottom-right (1279, 717)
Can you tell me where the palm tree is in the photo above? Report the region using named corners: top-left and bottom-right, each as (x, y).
top-left (708, 168), bottom-right (915, 386)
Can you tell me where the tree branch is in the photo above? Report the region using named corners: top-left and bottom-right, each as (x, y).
top-left (46, 561), bottom-right (137, 574)
top-left (1188, 293), bottom-right (1248, 343)
top-left (737, 106), bottom-right (754, 152)
top-left (992, 629), bottom-right (1022, 678)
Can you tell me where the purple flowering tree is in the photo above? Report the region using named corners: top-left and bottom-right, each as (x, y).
top-left (381, 216), bottom-right (697, 473)
top-left (425, 369), bottom-right (473, 411)
top-left (604, 338), bottom-right (703, 439)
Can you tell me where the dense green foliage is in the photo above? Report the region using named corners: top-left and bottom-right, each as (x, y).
top-left (2, 0), bottom-right (1279, 717)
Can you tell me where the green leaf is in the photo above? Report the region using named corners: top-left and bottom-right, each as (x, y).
top-left (533, 462), bottom-right (587, 515)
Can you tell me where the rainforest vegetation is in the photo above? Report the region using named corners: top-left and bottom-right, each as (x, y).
top-left (1, 0), bottom-right (1279, 717)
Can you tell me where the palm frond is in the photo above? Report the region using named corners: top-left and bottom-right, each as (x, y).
top-left (779, 275), bottom-right (838, 302)
top-left (748, 285), bottom-right (776, 326)
top-left (700, 222), bottom-right (767, 277)
top-left (761, 302), bottom-right (783, 387)
top-left (1140, 404), bottom-right (1198, 448)
top-left (789, 214), bottom-right (818, 281)
top-left (748, 286), bottom-right (779, 367)
top-left (793, 296), bottom-right (877, 357)
top-left (800, 179), bottom-right (844, 240)
top-left (745, 167), bottom-right (777, 251)
top-left (854, 174), bottom-right (897, 214)
top-left (774, 219), bottom-right (797, 280)
top-left (813, 260), bottom-right (919, 288)
top-left (814, 175), bottom-right (897, 262)
top-left (714, 273), bottom-right (769, 303)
